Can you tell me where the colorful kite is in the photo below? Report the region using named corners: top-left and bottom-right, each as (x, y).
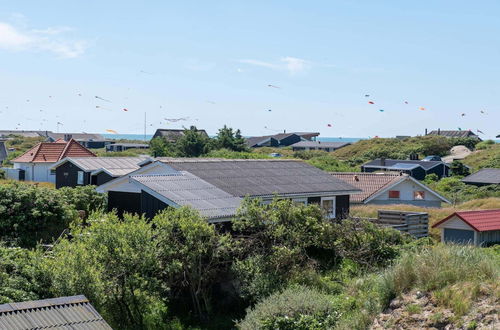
top-left (95, 96), bottom-right (111, 102)
top-left (106, 129), bottom-right (118, 134)
top-left (379, 109), bottom-right (385, 112)
top-left (123, 108), bottom-right (128, 112)
top-left (477, 129), bottom-right (485, 134)
top-left (419, 107), bottom-right (426, 111)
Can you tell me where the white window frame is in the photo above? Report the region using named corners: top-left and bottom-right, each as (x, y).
top-left (320, 197), bottom-right (336, 219)
top-left (77, 171), bottom-right (84, 185)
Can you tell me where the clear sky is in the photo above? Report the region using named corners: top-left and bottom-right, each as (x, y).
top-left (0, 1), bottom-right (499, 138)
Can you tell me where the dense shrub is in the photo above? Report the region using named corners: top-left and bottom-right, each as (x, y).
top-left (0, 182), bottom-right (76, 247)
top-left (237, 286), bottom-right (341, 330)
top-left (59, 185), bottom-right (107, 216)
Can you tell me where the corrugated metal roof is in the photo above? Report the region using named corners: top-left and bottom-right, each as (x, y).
top-left (66, 156), bottom-right (150, 172)
top-left (157, 158), bottom-right (360, 197)
top-left (132, 171), bottom-right (241, 219)
top-left (462, 168), bottom-right (500, 185)
top-left (330, 172), bottom-right (404, 203)
top-left (427, 130), bottom-right (479, 138)
top-left (433, 209), bottom-right (500, 232)
top-left (0, 295), bottom-right (112, 329)
top-left (290, 141), bottom-right (351, 149)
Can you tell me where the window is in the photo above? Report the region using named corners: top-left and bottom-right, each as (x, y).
top-left (50, 169), bottom-right (56, 175)
top-left (77, 171), bottom-right (84, 185)
top-left (388, 190), bottom-right (400, 199)
top-left (321, 197), bottom-right (336, 219)
top-left (414, 191), bottom-right (425, 200)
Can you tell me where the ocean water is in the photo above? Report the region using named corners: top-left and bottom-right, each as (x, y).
top-left (102, 134), bottom-right (365, 143)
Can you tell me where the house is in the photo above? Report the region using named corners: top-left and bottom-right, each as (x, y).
top-left (462, 168), bottom-right (500, 186)
top-left (0, 139), bottom-right (7, 163)
top-left (291, 141), bottom-right (351, 152)
top-left (361, 158), bottom-right (450, 180)
top-left (0, 130), bottom-right (46, 138)
top-left (426, 129), bottom-right (481, 141)
top-left (0, 295), bottom-right (112, 329)
top-left (330, 172), bottom-right (450, 207)
top-left (51, 156), bottom-right (153, 188)
top-left (46, 132), bottom-right (110, 149)
top-left (97, 158), bottom-right (361, 221)
top-left (432, 209), bottom-right (500, 246)
top-left (152, 128), bottom-right (209, 143)
top-left (10, 139), bottom-right (96, 183)
top-left (106, 142), bottom-right (150, 152)
top-left (245, 131), bottom-right (319, 148)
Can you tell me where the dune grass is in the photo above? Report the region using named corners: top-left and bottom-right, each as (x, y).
top-left (0, 179), bottom-right (55, 189)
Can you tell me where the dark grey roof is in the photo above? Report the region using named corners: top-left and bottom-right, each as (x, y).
top-left (0, 295), bottom-right (112, 329)
top-left (0, 130), bottom-right (46, 138)
top-left (427, 130), bottom-right (479, 138)
top-left (245, 133), bottom-right (298, 147)
top-left (462, 168), bottom-right (500, 185)
top-left (157, 158), bottom-right (360, 197)
top-left (291, 141), bottom-right (351, 149)
top-left (47, 132), bottom-right (105, 141)
top-left (132, 171), bottom-right (242, 219)
top-left (362, 159), bottom-right (448, 171)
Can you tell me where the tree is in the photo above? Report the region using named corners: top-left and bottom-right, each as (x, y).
top-left (153, 207), bottom-right (234, 321)
top-left (45, 212), bottom-right (168, 329)
top-left (450, 160), bottom-right (470, 177)
top-left (149, 137), bottom-right (174, 157)
top-left (212, 125), bottom-right (248, 152)
top-left (175, 126), bottom-right (211, 157)
top-left (59, 185), bottom-right (107, 217)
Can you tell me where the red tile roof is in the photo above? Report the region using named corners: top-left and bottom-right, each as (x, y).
top-left (13, 139), bottom-right (96, 163)
top-left (330, 172), bottom-right (405, 203)
top-left (433, 209), bottom-right (500, 232)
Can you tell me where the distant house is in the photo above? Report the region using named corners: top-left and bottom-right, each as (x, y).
top-left (246, 132), bottom-right (319, 148)
top-left (462, 168), bottom-right (500, 186)
top-left (0, 295), bottom-right (112, 329)
top-left (291, 141), bottom-right (351, 152)
top-left (98, 158), bottom-right (361, 221)
top-left (426, 129), bottom-right (481, 141)
top-left (433, 209), bottom-right (500, 246)
top-left (0, 139), bottom-right (7, 163)
top-left (152, 128), bottom-right (209, 143)
top-left (361, 158), bottom-right (450, 180)
top-left (331, 172), bottom-right (450, 207)
top-left (0, 130), bottom-right (46, 138)
top-left (46, 132), bottom-right (110, 149)
top-left (51, 156), bottom-right (152, 188)
top-left (106, 143), bottom-right (149, 152)
top-left (10, 139), bottom-right (96, 183)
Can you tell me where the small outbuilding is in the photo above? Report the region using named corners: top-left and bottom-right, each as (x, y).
top-left (432, 209), bottom-right (500, 246)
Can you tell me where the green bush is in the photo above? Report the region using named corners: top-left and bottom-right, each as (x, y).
top-left (475, 140), bottom-right (495, 150)
top-left (0, 182), bottom-right (77, 247)
top-left (59, 185), bottom-right (107, 216)
top-left (237, 286), bottom-right (341, 330)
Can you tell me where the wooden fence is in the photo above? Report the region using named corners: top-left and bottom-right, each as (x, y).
top-left (354, 210), bottom-right (429, 238)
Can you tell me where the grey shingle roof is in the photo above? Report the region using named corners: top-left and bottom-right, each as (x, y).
top-left (0, 295), bottom-right (112, 329)
top-left (157, 158), bottom-right (360, 197)
top-left (47, 132), bottom-right (105, 141)
top-left (462, 168), bottom-right (500, 185)
top-left (132, 171), bottom-right (242, 219)
top-left (362, 159), bottom-right (448, 171)
top-left (427, 130), bottom-right (479, 138)
top-left (290, 141), bottom-right (351, 149)
top-left (58, 156), bottom-right (151, 176)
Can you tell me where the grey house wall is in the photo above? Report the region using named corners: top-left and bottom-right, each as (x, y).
top-left (477, 230), bottom-right (500, 247)
top-left (367, 199), bottom-right (442, 208)
top-left (141, 190), bottom-right (169, 219)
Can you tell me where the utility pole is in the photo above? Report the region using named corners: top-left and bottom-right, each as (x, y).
top-left (144, 112), bottom-right (146, 141)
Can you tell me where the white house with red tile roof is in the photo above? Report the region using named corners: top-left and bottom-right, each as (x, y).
top-left (432, 209), bottom-right (500, 246)
top-left (330, 172), bottom-right (450, 207)
top-left (11, 139), bottom-right (95, 183)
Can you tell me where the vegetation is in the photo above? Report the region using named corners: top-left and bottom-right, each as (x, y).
top-left (463, 142), bottom-right (500, 170)
top-left (2, 136), bottom-right (45, 166)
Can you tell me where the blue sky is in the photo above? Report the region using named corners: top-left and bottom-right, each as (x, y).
top-left (0, 1), bottom-right (499, 138)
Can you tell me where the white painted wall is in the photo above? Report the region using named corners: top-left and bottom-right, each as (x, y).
top-left (435, 216), bottom-right (474, 230)
top-left (372, 179), bottom-right (442, 202)
top-left (12, 162), bottom-right (56, 183)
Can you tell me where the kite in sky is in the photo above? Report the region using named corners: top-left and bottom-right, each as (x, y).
top-left (95, 96), bottom-right (111, 102)
top-left (379, 109), bottom-right (384, 112)
top-left (106, 129), bottom-right (118, 134)
top-left (477, 129), bottom-right (485, 134)
top-left (164, 117), bottom-right (189, 122)
top-left (461, 113), bottom-right (466, 117)
top-left (368, 101), bottom-right (374, 104)
top-left (419, 107), bottom-right (426, 111)
top-left (268, 84), bottom-right (280, 89)
top-left (267, 109), bottom-right (272, 112)
top-left (404, 101), bottom-right (409, 104)
top-left (364, 94), bottom-right (370, 97)
top-left (480, 110), bottom-right (486, 114)
top-left (122, 108), bottom-right (128, 112)
top-left (327, 124), bottom-right (332, 127)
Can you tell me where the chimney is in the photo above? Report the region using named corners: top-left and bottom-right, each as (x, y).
top-left (425, 128), bottom-right (428, 135)
top-left (381, 157), bottom-right (386, 166)
top-left (437, 128), bottom-right (441, 135)
top-left (64, 134), bottom-right (72, 141)
top-left (283, 129), bottom-right (286, 134)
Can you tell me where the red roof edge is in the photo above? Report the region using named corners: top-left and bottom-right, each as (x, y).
top-left (12, 142), bottom-right (42, 163)
top-left (432, 212), bottom-right (481, 231)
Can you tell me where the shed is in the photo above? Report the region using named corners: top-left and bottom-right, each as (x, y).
top-left (0, 295), bottom-right (112, 329)
top-left (432, 209), bottom-right (500, 246)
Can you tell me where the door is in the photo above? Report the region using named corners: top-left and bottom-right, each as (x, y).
top-left (443, 228), bottom-right (474, 244)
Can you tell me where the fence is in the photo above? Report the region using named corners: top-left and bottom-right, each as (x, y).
top-left (354, 210), bottom-right (429, 238)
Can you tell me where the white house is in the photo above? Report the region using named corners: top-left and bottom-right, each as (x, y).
top-left (330, 172), bottom-right (450, 207)
top-left (10, 139), bottom-right (95, 183)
